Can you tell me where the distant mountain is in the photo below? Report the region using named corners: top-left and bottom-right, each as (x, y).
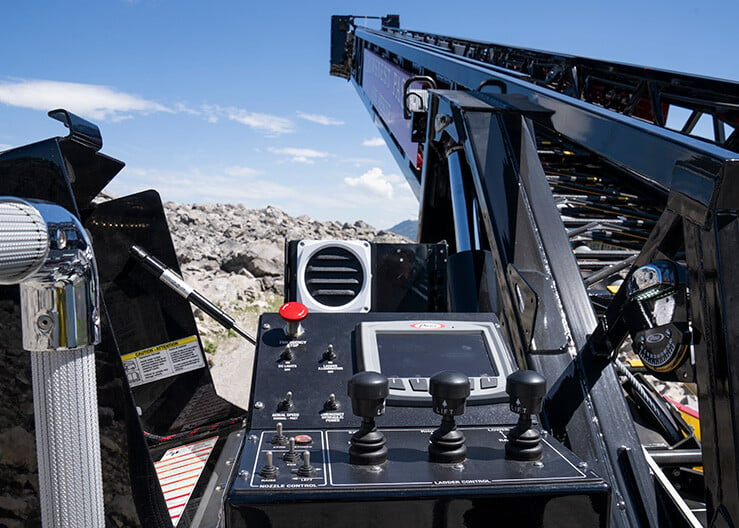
top-left (388, 219), bottom-right (417, 240)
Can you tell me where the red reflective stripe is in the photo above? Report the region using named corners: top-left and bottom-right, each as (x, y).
top-left (156, 454), bottom-right (210, 472)
top-left (159, 474), bottom-right (199, 488)
top-left (156, 461), bottom-right (205, 479)
top-left (162, 481), bottom-right (199, 495)
top-left (164, 492), bottom-right (191, 502)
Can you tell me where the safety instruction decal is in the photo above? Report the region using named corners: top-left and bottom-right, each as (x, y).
top-left (122, 335), bottom-right (205, 387)
top-left (154, 436), bottom-right (218, 526)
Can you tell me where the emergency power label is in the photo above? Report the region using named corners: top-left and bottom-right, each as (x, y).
top-left (122, 335), bottom-right (205, 387)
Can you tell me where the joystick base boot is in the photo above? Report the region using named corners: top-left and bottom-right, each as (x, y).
top-left (350, 420), bottom-right (388, 465)
top-left (429, 416), bottom-right (467, 464)
top-left (505, 420), bottom-right (543, 461)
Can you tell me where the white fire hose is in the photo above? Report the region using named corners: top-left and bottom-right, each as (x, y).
top-left (0, 197), bottom-right (104, 528)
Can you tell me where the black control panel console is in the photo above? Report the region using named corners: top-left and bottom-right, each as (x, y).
top-left (226, 311), bottom-right (610, 527)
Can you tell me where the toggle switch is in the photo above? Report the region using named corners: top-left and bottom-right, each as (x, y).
top-left (259, 451), bottom-right (279, 479)
top-left (283, 437), bottom-right (300, 463)
top-left (323, 393), bottom-right (340, 411)
top-left (297, 450), bottom-right (316, 477)
top-left (277, 391), bottom-right (295, 412)
top-left (323, 344), bottom-right (337, 361)
top-left (271, 422), bottom-right (288, 446)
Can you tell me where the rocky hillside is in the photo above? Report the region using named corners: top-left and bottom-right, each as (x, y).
top-left (163, 203), bottom-right (409, 356)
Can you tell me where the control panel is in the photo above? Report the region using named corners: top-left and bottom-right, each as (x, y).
top-left (247, 311), bottom-right (518, 430)
top-left (237, 427), bottom-right (600, 490)
top-left (226, 307), bottom-right (610, 527)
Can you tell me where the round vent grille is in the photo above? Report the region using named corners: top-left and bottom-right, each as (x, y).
top-left (304, 246), bottom-right (365, 307)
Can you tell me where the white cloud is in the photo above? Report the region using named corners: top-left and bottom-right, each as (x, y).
top-left (224, 165), bottom-right (261, 178)
top-left (0, 143), bottom-right (13, 152)
top-left (268, 147), bottom-right (329, 164)
top-left (0, 79), bottom-right (170, 121)
top-left (199, 104), bottom-right (294, 135)
top-left (296, 111), bottom-right (344, 126)
top-left (0, 79), bottom-right (296, 136)
top-left (362, 137), bottom-right (385, 147)
top-left (344, 167), bottom-right (399, 199)
top-left (227, 110), bottom-right (294, 134)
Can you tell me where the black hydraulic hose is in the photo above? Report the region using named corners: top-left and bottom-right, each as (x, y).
top-left (143, 415), bottom-right (246, 444)
top-left (613, 359), bottom-right (683, 445)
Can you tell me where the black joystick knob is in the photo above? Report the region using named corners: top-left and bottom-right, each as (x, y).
top-left (347, 371), bottom-right (389, 465)
top-left (505, 369), bottom-right (546, 461)
top-left (428, 371), bottom-right (471, 464)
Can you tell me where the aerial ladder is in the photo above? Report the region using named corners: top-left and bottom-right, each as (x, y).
top-left (330, 14), bottom-right (739, 528)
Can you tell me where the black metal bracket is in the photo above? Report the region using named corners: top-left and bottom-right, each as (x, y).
top-left (48, 109), bottom-right (103, 151)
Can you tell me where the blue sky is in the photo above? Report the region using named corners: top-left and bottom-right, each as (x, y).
top-left (1, 1), bottom-right (736, 229)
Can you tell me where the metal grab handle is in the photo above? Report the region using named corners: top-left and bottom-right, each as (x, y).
top-left (0, 199), bottom-right (49, 284)
top-left (403, 75), bottom-right (437, 119)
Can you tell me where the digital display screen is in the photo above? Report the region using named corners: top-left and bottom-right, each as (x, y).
top-left (376, 332), bottom-right (498, 378)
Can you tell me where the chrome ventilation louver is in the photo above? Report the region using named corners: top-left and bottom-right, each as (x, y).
top-left (296, 240), bottom-right (372, 312)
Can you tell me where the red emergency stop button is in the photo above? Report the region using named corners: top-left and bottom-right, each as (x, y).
top-left (279, 302), bottom-right (308, 338)
top-left (279, 302), bottom-right (308, 322)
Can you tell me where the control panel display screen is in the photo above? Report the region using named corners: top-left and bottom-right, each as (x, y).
top-left (357, 319), bottom-right (515, 405)
top-left (376, 332), bottom-right (497, 378)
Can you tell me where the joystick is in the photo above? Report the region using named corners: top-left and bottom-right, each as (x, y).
top-left (505, 370), bottom-right (546, 461)
top-left (347, 371), bottom-right (389, 465)
top-left (428, 371), bottom-right (471, 464)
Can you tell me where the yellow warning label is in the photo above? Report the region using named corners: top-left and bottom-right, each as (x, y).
top-left (122, 335), bottom-right (204, 387)
top-left (121, 335), bottom-right (198, 361)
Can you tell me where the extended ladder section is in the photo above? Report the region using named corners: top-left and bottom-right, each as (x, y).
top-left (332, 16), bottom-right (739, 528)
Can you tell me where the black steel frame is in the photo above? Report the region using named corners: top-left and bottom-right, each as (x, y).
top-left (332, 16), bottom-right (739, 527)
